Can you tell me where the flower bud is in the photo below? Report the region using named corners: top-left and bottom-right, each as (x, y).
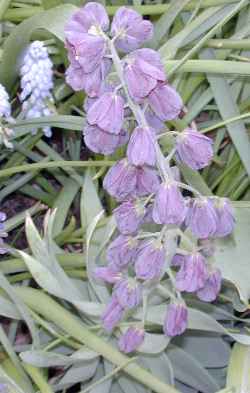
top-left (135, 240), bottom-right (165, 281)
top-left (197, 268), bottom-right (222, 302)
top-left (87, 92), bottom-right (124, 135)
top-left (152, 181), bottom-right (186, 225)
top-left (94, 266), bottom-right (122, 284)
top-left (84, 124), bottom-right (128, 155)
top-left (118, 327), bottom-right (144, 353)
top-left (176, 128), bottom-right (213, 170)
top-left (186, 198), bottom-right (217, 239)
top-left (163, 302), bottom-right (188, 337)
top-left (135, 166), bottom-right (160, 196)
top-left (114, 278), bottom-right (142, 309)
top-left (111, 7), bottom-right (153, 53)
top-left (124, 49), bottom-right (165, 101)
top-left (127, 126), bottom-right (156, 166)
top-left (103, 159), bottom-right (137, 201)
top-left (101, 296), bottom-right (125, 332)
top-left (114, 200), bottom-right (145, 235)
top-left (106, 234), bottom-right (138, 269)
top-left (148, 82), bottom-right (183, 121)
top-left (175, 252), bottom-right (208, 292)
top-left (213, 197), bottom-right (235, 237)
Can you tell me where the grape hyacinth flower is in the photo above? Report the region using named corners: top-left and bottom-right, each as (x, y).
top-left (118, 327), bottom-right (145, 353)
top-left (19, 41), bottom-right (54, 137)
top-left (64, 3), bottom-right (235, 344)
top-left (176, 128), bottom-right (213, 170)
top-left (163, 302), bottom-right (188, 337)
top-left (0, 212), bottom-right (7, 254)
top-left (0, 83), bottom-right (14, 148)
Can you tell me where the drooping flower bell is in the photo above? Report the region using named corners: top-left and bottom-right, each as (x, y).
top-left (148, 82), bottom-right (183, 121)
top-left (176, 128), bottom-right (213, 170)
top-left (114, 199), bottom-right (145, 235)
top-left (213, 197), bottom-right (235, 237)
top-left (114, 278), bottom-right (142, 309)
top-left (186, 198), bottom-right (217, 239)
top-left (103, 159), bottom-right (137, 201)
top-left (197, 268), bottom-right (222, 302)
top-left (106, 234), bottom-right (138, 270)
top-left (175, 252), bottom-right (208, 293)
top-left (135, 165), bottom-right (160, 196)
top-left (163, 302), bottom-right (188, 337)
top-left (127, 126), bottom-right (156, 166)
top-left (84, 124), bottom-right (128, 155)
top-left (87, 92), bottom-right (125, 135)
top-left (94, 266), bottom-right (122, 284)
top-left (135, 239), bottom-right (165, 281)
top-left (118, 327), bottom-right (145, 353)
top-left (111, 7), bottom-right (153, 53)
top-left (124, 49), bottom-right (165, 101)
top-left (101, 296), bottom-right (125, 332)
top-left (152, 180), bottom-right (187, 225)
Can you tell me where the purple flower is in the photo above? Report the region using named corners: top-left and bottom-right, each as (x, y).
top-left (186, 198), bottom-right (217, 239)
top-left (94, 266), bottom-right (122, 284)
top-left (103, 159), bottom-right (137, 201)
top-left (84, 124), bottom-right (128, 155)
top-left (171, 254), bottom-right (185, 267)
top-left (163, 302), bottom-right (188, 337)
top-left (213, 198), bottom-right (235, 237)
top-left (175, 252), bottom-right (209, 292)
top-left (176, 128), bottom-right (213, 170)
top-left (66, 35), bottom-right (106, 74)
top-left (197, 268), bottom-right (222, 302)
top-left (127, 127), bottom-right (156, 166)
top-left (111, 7), bottom-right (153, 53)
top-left (152, 181), bottom-right (187, 225)
top-left (124, 49), bottom-right (165, 101)
top-left (87, 92), bottom-right (124, 135)
top-left (114, 200), bottom-right (145, 235)
top-left (114, 278), bottom-right (142, 309)
top-left (65, 3), bottom-right (109, 40)
top-left (102, 296), bottom-right (125, 332)
top-left (135, 240), bottom-right (165, 281)
top-left (148, 82), bottom-right (183, 121)
top-left (66, 58), bottom-right (111, 97)
top-left (118, 327), bottom-right (144, 353)
top-left (135, 166), bottom-right (160, 196)
top-left (106, 235), bottom-right (138, 269)
top-left (145, 107), bottom-right (165, 133)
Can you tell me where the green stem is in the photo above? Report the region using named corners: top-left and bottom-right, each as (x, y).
top-left (201, 112), bottom-right (250, 133)
top-left (207, 38), bottom-right (250, 50)
top-left (15, 287), bottom-right (179, 393)
top-left (0, 0), bottom-right (11, 20)
top-left (22, 363), bottom-right (53, 393)
top-left (164, 60), bottom-right (250, 75)
top-left (0, 160), bottom-right (114, 179)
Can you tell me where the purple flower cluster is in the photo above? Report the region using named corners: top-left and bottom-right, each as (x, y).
top-left (65, 3), bottom-right (235, 349)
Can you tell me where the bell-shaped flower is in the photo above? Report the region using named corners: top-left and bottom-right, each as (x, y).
top-left (176, 128), bottom-right (213, 170)
top-left (152, 181), bottom-right (187, 225)
top-left (148, 82), bottom-right (183, 121)
top-left (163, 302), bottom-right (188, 337)
top-left (186, 198), bottom-right (217, 239)
top-left (175, 252), bottom-right (209, 292)
top-left (197, 268), bottom-right (222, 302)
top-left (114, 199), bottom-right (145, 235)
top-left (114, 278), bottom-right (142, 309)
top-left (135, 166), bottom-right (160, 196)
top-left (145, 107), bottom-right (165, 133)
top-left (118, 327), bottom-right (145, 353)
top-left (135, 239), bottom-right (165, 281)
top-left (106, 234), bottom-right (138, 270)
top-left (111, 7), bottom-right (153, 53)
top-left (101, 296), bottom-right (125, 332)
top-left (103, 159), bottom-right (137, 201)
top-left (87, 92), bottom-right (124, 134)
top-left (124, 49), bottom-right (165, 101)
top-left (84, 124), bottom-right (128, 155)
top-left (94, 266), bottom-right (122, 284)
top-left (127, 126), bottom-right (156, 166)
top-left (213, 197), bottom-right (235, 237)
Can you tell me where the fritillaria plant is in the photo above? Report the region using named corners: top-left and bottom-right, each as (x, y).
top-left (64, 3), bottom-right (235, 353)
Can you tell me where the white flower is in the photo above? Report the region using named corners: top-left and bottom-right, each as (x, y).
top-left (0, 84), bottom-right (11, 120)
